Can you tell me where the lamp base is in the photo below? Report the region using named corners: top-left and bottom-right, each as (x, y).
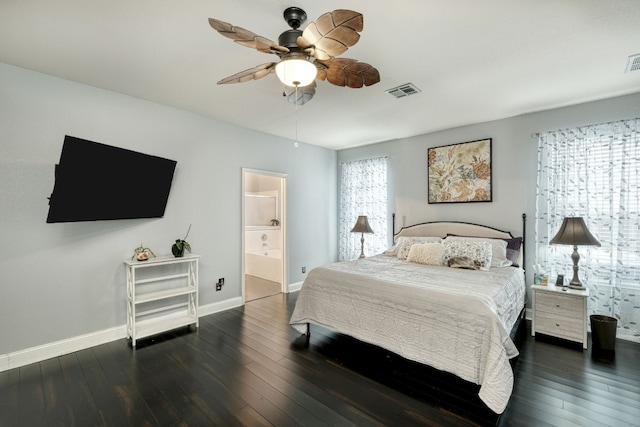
top-left (358, 233), bottom-right (365, 259)
top-left (568, 246), bottom-right (586, 290)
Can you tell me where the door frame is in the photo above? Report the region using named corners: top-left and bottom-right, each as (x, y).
top-left (241, 168), bottom-right (288, 303)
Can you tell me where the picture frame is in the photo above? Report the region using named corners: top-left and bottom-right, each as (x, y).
top-left (427, 138), bottom-right (492, 204)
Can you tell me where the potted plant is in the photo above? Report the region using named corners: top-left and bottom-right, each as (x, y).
top-left (132, 244), bottom-right (155, 262)
top-left (172, 224), bottom-right (192, 257)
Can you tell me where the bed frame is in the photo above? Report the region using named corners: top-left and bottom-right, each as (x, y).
top-left (301, 213), bottom-right (528, 424)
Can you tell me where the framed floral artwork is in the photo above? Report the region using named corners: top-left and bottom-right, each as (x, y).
top-left (427, 138), bottom-right (492, 203)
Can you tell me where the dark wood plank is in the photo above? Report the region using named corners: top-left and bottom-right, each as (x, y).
top-left (18, 362), bottom-right (45, 426)
top-left (0, 367), bottom-right (20, 426)
top-left (105, 339), bottom-right (183, 425)
top-left (39, 357), bottom-right (73, 426)
top-left (57, 352), bottom-right (103, 426)
top-left (133, 335), bottom-right (249, 426)
top-left (74, 347), bottom-right (133, 426)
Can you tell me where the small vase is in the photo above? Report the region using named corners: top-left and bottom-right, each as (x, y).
top-left (171, 243), bottom-right (186, 258)
top-left (172, 242), bottom-right (185, 257)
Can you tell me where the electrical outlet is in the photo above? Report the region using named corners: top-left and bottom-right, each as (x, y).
top-left (302, 266), bottom-right (306, 273)
top-left (216, 283), bottom-right (222, 291)
top-left (219, 277), bottom-right (224, 285)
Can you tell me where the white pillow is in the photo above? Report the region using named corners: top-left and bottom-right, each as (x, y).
top-left (407, 243), bottom-right (445, 265)
top-left (395, 236), bottom-right (443, 260)
top-left (443, 240), bottom-right (493, 271)
top-left (383, 236), bottom-right (419, 256)
top-left (444, 236), bottom-right (511, 267)
top-left (383, 241), bottom-right (402, 256)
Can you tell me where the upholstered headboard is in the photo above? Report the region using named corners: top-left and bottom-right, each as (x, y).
top-left (393, 213), bottom-right (527, 268)
top-left (394, 222), bottom-right (515, 240)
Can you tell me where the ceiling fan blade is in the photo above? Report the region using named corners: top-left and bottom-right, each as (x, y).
top-left (315, 65), bottom-right (327, 82)
top-left (208, 18), bottom-right (289, 54)
top-left (298, 10), bottom-right (363, 60)
top-left (317, 58), bottom-right (380, 88)
top-left (284, 82), bottom-right (317, 106)
top-left (217, 63), bottom-right (277, 85)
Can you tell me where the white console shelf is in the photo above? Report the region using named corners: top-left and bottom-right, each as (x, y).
top-left (124, 254), bottom-right (200, 347)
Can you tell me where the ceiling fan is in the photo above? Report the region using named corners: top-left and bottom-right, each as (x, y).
top-left (208, 7), bottom-right (380, 105)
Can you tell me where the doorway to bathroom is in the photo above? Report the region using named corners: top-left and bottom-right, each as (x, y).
top-left (242, 168), bottom-right (287, 302)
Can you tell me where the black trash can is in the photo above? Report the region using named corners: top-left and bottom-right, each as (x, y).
top-left (590, 315), bottom-right (617, 353)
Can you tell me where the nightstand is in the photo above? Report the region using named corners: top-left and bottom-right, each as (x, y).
top-left (531, 284), bottom-right (589, 349)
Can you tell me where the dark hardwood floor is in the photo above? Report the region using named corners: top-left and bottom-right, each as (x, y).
top-left (1, 291), bottom-right (639, 426)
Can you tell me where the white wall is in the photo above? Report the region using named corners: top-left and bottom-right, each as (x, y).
top-left (0, 63), bottom-right (337, 358)
top-left (337, 92), bottom-right (640, 285)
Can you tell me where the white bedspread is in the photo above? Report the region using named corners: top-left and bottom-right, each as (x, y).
top-left (289, 255), bottom-right (526, 414)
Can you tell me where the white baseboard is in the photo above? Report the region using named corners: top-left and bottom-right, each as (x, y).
top-left (1, 296), bottom-right (244, 372)
top-left (0, 325), bottom-right (126, 372)
top-left (199, 297), bottom-right (243, 317)
top-left (288, 281), bottom-right (303, 293)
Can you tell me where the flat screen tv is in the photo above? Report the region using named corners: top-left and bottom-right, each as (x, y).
top-left (46, 136), bottom-right (177, 223)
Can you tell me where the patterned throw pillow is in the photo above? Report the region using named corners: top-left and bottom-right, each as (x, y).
top-left (443, 240), bottom-right (493, 271)
top-left (444, 236), bottom-right (511, 267)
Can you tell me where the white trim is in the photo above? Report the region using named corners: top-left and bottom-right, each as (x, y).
top-left (198, 297), bottom-right (243, 317)
top-left (1, 297), bottom-right (244, 372)
top-left (1, 325), bottom-right (125, 372)
top-left (287, 281), bottom-right (303, 293)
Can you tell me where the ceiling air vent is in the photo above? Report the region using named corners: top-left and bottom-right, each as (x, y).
top-left (625, 53), bottom-right (640, 73)
top-left (385, 83), bottom-right (421, 99)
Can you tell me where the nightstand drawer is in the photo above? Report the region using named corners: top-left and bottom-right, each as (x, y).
top-left (534, 311), bottom-right (584, 342)
top-left (535, 291), bottom-right (583, 318)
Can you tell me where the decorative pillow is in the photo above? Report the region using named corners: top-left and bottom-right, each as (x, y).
top-left (407, 242), bottom-right (445, 265)
top-left (444, 235), bottom-right (511, 267)
top-left (383, 240), bottom-right (402, 256)
top-left (443, 240), bottom-right (492, 271)
top-left (504, 237), bottom-right (523, 267)
top-left (395, 236), bottom-right (443, 260)
top-left (447, 256), bottom-right (482, 270)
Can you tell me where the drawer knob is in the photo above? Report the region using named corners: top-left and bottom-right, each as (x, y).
top-left (556, 323), bottom-right (560, 327)
top-left (556, 304), bottom-right (560, 307)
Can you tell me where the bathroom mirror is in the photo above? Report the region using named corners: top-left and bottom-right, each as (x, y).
top-left (245, 192), bottom-right (278, 227)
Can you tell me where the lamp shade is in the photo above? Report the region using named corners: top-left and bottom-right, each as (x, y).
top-left (275, 55), bottom-right (317, 87)
top-left (350, 216), bottom-right (374, 234)
top-left (550, 217), bottom-right (601, 247)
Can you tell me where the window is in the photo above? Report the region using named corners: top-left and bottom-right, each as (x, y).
top-left (339, 157), bottom-right (388, 261)
top-left (535, 118), bottom-right (640, 342)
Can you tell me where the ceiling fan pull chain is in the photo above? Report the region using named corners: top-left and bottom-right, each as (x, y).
top-left (294, 84), bottom-right (300, 148)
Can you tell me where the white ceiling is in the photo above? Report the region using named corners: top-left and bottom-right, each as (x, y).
top-left (2, 0), bottom-right (640, 150)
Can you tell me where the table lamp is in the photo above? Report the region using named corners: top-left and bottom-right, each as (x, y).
top-left (351, 215), bottom-right (374, 259)
top-left (549, 216), bottom-right (601, 290)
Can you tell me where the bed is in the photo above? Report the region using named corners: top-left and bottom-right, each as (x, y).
top-left (289, 216), bottom-right (526, 416)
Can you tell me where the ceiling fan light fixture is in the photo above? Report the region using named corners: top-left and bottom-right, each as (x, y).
top-left (275, 54), bottom-right (317, 87)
